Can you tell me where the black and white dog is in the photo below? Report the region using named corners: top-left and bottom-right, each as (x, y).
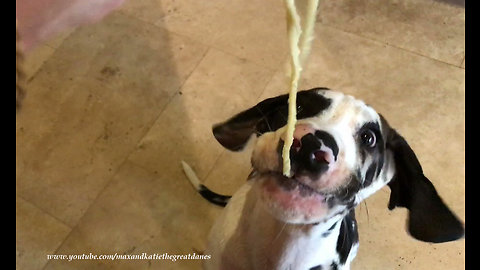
top-left (182, 88), bottom-right (465, 270)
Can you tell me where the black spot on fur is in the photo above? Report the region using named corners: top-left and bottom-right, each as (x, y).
top-left (357, 122), bottom-right (386, 188)
top-left (315, 130), bottom-right (339, 160)
top-left (330, 262), bottom-right (338, 270)
top-left (322, 221), bottom-right (339, 237)
top-left (330, 176), bottom-right (362, 207)
top-left (198, 185), bottom-right (231, 207)
top-left (328, 221), bottom-right (338, 231)
top-left (310, 265), bottom-right (322, 270)
top-left (336, 210), bottom-right (359, 264)
top-left (364, 164), bottom-right (377, 187)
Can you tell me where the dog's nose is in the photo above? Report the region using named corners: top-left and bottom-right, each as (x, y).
top-left (288, 131), bottom-right (338, 177)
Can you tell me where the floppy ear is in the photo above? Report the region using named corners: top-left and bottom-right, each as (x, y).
top-left (212, 93), bottom-right (289, 151)
top-left (384, 120), bottom-right (465, 243)
top-left (213, 88), bottom-right (331, 151)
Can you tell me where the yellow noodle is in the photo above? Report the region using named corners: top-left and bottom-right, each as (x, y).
top-left (282, 0), bottom-right (320, 177)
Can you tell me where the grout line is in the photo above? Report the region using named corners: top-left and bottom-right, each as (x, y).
top-left (320, 23), bottom-right (465, 70)
top-left (26, 47), bottom-right (57, 83)
top-left (17, 194), bottom-right (72, 230)
top-left (16, 195), bottom-right (73, 270)
top-left (200, 149), bottom-right (227, 183)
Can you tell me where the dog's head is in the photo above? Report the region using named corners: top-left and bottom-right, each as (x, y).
top-left (213, 88), bottom-right (464, 243)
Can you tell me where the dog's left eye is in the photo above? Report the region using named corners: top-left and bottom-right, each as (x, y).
top-left (360, 129), bottom-right (376, 148)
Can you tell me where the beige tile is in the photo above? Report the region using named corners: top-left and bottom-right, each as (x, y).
top-left (16, 11), bottom-right (208, 227)
top-left (319, 0), bottom-right (465, 65)
top-left (461, 56), bottom-right (465, 68)
top-left (44, 161), bottom-right (218, 270)
top-left (128, 48), bottom-right (274, 180)
top-left (16, 197), bottom-right (71, 270)
top-left (154, 0), bottom-right (288, 69)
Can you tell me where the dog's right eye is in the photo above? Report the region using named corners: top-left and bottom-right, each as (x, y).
top-left (360, 129), bottom-right (376, 148)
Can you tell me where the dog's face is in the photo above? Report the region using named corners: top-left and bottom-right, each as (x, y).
top-left (248, 89), bottom-right (393, 225)
top-left (213, 88), bottom-right (464, 243)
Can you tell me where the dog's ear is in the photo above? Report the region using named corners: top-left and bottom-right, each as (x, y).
top-left (382, 117), bottom-right (465, 243)
top-left (212, 94), bottom-right (289, 151)
top-left (213, 88), bottom-right (331, 151)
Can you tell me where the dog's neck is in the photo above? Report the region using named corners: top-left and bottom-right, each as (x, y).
top-left (244, 197), bottom-right (346, 270)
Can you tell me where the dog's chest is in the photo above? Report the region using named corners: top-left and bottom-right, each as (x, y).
top-left (251, 223), bottom-right (343, 270)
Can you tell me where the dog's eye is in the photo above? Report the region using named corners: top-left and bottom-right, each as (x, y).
top-left (360, 129), bottom-right (376, 148)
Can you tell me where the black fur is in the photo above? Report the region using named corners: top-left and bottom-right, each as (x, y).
top-left (198, 185), bottom-right (231, 207)
top-left (336, 210), bottom-right (359, 264)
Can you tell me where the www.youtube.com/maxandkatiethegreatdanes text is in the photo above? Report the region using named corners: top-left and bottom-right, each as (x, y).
top-left (47, 252), bottom-right (211, 262)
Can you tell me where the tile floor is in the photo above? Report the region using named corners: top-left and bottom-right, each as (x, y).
top-left (16, 0), bottom-right (465, 269)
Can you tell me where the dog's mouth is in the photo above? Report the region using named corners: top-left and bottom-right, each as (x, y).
top-left (258, 171), bottom-right (330, 199)
top-left (250, 170), bottom-right (343, 224)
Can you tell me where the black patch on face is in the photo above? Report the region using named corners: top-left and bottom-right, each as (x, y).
top-left (254, 88), bottom-right (332, 134)
top-left (328, 176), bottom-right (362, 208)
top-left (315, 130), bottom-right (339, 160)
top-left (330, 262), bottom-right (338, 270)
top-left (336, 209), bottom-right (359, 264)
top-left (364, 163), bottom-right (377, 187)
top-left (357, 122), bottom-right (385, 188)
top-left (310, 265), bottom-right (322, 270)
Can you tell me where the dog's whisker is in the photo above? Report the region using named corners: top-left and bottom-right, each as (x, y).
top-left (254, 107), bottom-right (273, 132)
top-left (271, 222), bottom-right (287, 245)
top-left (363, 200), bottom-right (370, 225)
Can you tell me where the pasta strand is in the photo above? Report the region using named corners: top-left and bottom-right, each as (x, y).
top-left (282, 0), bottom-right (320, 177)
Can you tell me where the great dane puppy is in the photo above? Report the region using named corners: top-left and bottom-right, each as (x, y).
top-left (182, 88), bottom-right (464, 270)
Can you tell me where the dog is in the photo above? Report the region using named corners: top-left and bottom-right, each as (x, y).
top-left (182, 88), bottom-right (465, 270)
